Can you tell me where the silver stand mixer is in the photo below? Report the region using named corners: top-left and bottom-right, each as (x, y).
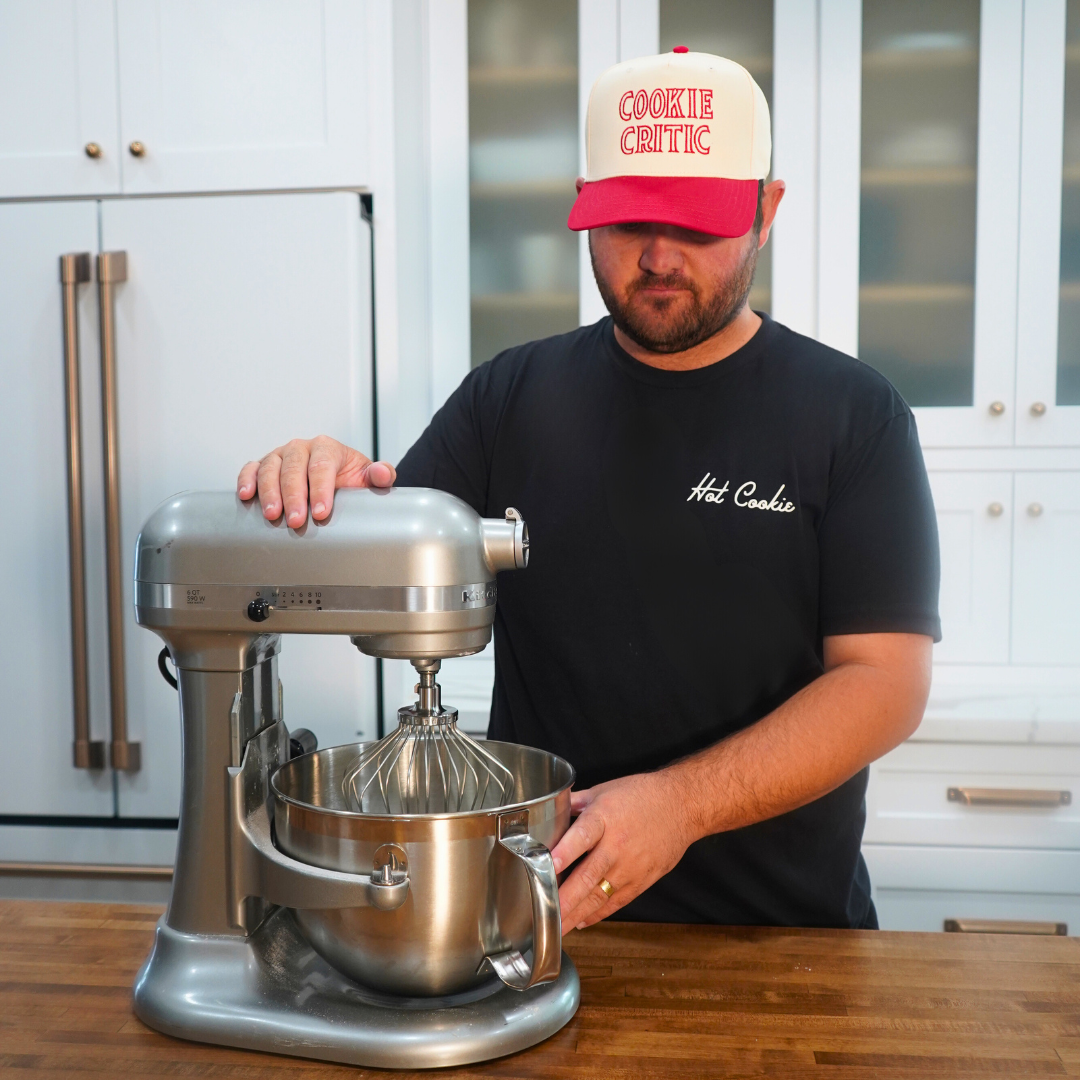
top-left (131, 488), bottom-right (580, 1068)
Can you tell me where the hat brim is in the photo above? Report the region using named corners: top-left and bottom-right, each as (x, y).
top-left (567, 175), bottom-right (759, 238)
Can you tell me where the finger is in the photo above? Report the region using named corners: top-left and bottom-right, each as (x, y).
top-left (237, 461), bottom-right (260, 500)
top-left (364, 460), bottom-right (396, 488)
top-left (559, 850), bottom-right (615, 931)
top-left (308, 437), bottom-right (354, 520)
top-left (569, 787), bottom-right (595, 814)
top-left (574, 885), bottom-right (633, 930)
top-left (550, 810), bottom-right (605, 875)
top-left (256, 453), bottom-right (284, 520)
top-left (278, 440), bottom-right (312, 527)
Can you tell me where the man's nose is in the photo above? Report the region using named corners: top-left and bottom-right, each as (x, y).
top-left (638, 233), bottom-right (684, 275)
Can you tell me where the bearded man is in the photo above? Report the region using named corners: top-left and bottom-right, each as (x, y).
top-left (237, 50), bottom-right (940, 932)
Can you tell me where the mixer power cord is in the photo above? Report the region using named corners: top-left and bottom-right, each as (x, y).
top-left (158, 646), bottom-right (178, 690)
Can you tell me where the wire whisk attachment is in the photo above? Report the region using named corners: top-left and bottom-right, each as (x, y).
top-left (341, 661), bottom-right (516, 815)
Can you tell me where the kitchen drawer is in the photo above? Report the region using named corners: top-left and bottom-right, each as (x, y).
top-left (863, 844), bottom-right (1080, 932)
top-left (865, 742), bottom-right (1080, 848)
top-left (873, 889), bottom-right (1080, 934)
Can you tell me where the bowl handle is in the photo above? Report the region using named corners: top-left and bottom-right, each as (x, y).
top-left (477, 810), bottom-right (562, 990)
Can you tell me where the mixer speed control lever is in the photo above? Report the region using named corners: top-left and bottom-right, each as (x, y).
top-left (247, 597), bottom-right (271, 622)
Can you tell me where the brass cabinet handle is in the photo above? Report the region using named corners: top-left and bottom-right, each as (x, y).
top-left (1030, 401), bottom-right (1047, 416)
top-left (84, 142), bottom-right (102, 159)
top-left (944, 919), bottom-right (1067, 936)
top-left (128, 140), bottom-right (146, 157)
top-left (97, 252), bottom-right (140, 772)
top-left (988, 401), bottom-right (1005, 415)
top-left (60, 254), bottom-right (105, 771)
top-left (987, 502), bottom-right (1004, 517)
top-left (947, 786), bottom-right (1071, 807)
top-left (1027, 503), bottom-right (1044, 517)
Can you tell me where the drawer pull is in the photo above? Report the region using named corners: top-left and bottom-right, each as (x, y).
top-left (944, 918), bottom-right (1067, 936)
top-left (947, 787), bottom-right (1071, 808)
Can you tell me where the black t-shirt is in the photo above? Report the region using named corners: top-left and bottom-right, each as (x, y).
top-left (396, 314), bottom-right (940, 929)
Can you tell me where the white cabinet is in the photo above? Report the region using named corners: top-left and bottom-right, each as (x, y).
top-left (928, 471), bottom-right (1012, 664)
top-left (1016, 0), bottom-right (1080, 446)
top-left (0, 1), bottom-right (377, 199)
top-left (1012, 472), bottom-right (1080, 666)
top-left (99, 192), bottom-right (377, 817)
top-left (0, 202), bottom-right (114, 815)
top-left (0, 0), bottom-right (121, 197)
top-left (114, 0), bottom-right (373, 194)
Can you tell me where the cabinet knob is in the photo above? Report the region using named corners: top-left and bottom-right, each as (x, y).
top-left (1027, 503), bottom-right (1043, 517)
top-left (987, 502), bottom-right (1004, 517)
top-left (988, 401), bottom-right (1005, 416)
top-left (84, 142), bottom-right (102, 159)
top-left (1030, 401), bottom-right (1047, 416)
top-left (128, 140), bottom-right (146, 158)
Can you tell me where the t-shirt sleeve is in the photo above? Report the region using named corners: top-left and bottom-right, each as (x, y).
top-left (818, 410), bottom-right (941, 641)
top-left (394, 359), bottom-right (505, 514)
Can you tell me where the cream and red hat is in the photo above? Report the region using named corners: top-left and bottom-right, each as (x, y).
top-left (568, 47), bottom-right (771, 238)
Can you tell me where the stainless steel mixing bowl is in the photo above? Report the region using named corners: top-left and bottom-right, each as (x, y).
top-left (271, 741), bottom-right (574, 997)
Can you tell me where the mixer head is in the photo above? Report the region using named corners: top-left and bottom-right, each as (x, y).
top-left (341, 660), bottom-right (515, 815)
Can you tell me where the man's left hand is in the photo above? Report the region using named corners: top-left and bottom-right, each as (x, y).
top-left (550, 771), bottom-right (699, 933)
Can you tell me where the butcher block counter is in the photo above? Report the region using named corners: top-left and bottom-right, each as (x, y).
top-left (0, 901), bottom-right (1077, 1078)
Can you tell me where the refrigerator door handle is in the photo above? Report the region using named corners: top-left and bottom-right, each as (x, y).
top-left (97, 251), bottom-right (140, 772)
top-left (60, 253), bottom-right (105, 771)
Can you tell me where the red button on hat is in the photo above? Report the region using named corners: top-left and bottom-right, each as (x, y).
top-left (673, 45), bottom-right (689, 53)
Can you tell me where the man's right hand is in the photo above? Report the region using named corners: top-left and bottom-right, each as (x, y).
top-left (236, 436), bottom-right (396, 526)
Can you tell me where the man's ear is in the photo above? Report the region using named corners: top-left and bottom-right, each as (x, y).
top-left (758, 179), bottom-right (786, 248)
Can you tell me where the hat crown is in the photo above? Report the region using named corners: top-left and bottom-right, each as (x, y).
top-left (585, 50), bottom-right (771, 182)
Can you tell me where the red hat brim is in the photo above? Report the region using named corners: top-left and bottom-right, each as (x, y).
top-left (567, 175), bottom-right (759, 238)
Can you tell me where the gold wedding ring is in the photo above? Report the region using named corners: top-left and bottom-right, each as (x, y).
top-left (598, 878), bottom-right (614, 898)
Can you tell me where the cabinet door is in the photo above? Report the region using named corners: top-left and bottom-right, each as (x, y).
top-left (1011, 472), bottom-right (1080, 665)
top-left (823, 0), bottom-right (1024, 447)
top-left (1015, 0), bottom-right (1080, 446)
top-left (101, 193), bottom-right (376, 818)
top-left (115, 0), bottom-right (373, 194)
top-left (928, 472), bottom-right (1012, 664)
top-left (0, 0), bottom-right (121, 197)
top-left (0, 201), bottom-right (114, 815)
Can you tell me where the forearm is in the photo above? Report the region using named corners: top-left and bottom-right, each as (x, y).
top-left (663, 634), bottom-right (932, 842)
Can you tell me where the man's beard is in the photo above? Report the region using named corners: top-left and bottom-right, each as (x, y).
top-left (590, 237), bottom-right (758, 354)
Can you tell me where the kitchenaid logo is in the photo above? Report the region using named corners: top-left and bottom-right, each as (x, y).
top-left (687, 473), bottom-right (796, 513)
top-left (462, 585), bottom-right (497, 603)
top-left (618, 87), bottom-right (712, 155)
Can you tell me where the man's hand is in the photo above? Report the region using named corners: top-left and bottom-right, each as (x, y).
top-left (551, 772), bottom-right (698, 931)
top-left (236, 436), bottom-right (396, 525)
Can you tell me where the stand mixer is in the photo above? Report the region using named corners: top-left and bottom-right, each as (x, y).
top-left (131, 487), bottom-right (580, 1068)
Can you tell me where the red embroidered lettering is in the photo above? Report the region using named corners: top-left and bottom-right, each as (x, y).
top-left (649, 89), bottom-right (666, 118)
top-left (693, 124), bottom-right (710, 153)
top-left (685, 123), bottom-right (694, 153)
top-left (662, 124), bottom-right (680, 152)
top-left (636, 125), bottom-right (655, 153)
top-left (688, 89), bottom-right (698, 119)
top-left (619, 91), bottom-right (634, 122)
top-left (701, 89), bottom-right (713, 119)
top-left (666, 88), bottom-right (686, 118)
top-left (633, 90), bottom-right (648, 119)
top-left (620, 126), bottom-right (636, 154)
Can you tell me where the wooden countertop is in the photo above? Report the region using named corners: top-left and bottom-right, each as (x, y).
top-left (1, 900), bottom-right (1077, 1078)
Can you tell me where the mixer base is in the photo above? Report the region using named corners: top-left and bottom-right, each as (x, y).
top-left (133, 908), bottom-right (581, 1069)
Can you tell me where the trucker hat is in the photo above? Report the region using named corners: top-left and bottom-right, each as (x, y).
top-left (567, 47), bottom-right (771, 238)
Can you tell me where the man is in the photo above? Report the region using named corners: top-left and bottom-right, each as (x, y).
top-left (238, 50), bottom-right (939, 933)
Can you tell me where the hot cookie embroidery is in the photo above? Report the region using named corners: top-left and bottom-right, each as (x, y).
top-left (687, 473), bottom-right (797, 513)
